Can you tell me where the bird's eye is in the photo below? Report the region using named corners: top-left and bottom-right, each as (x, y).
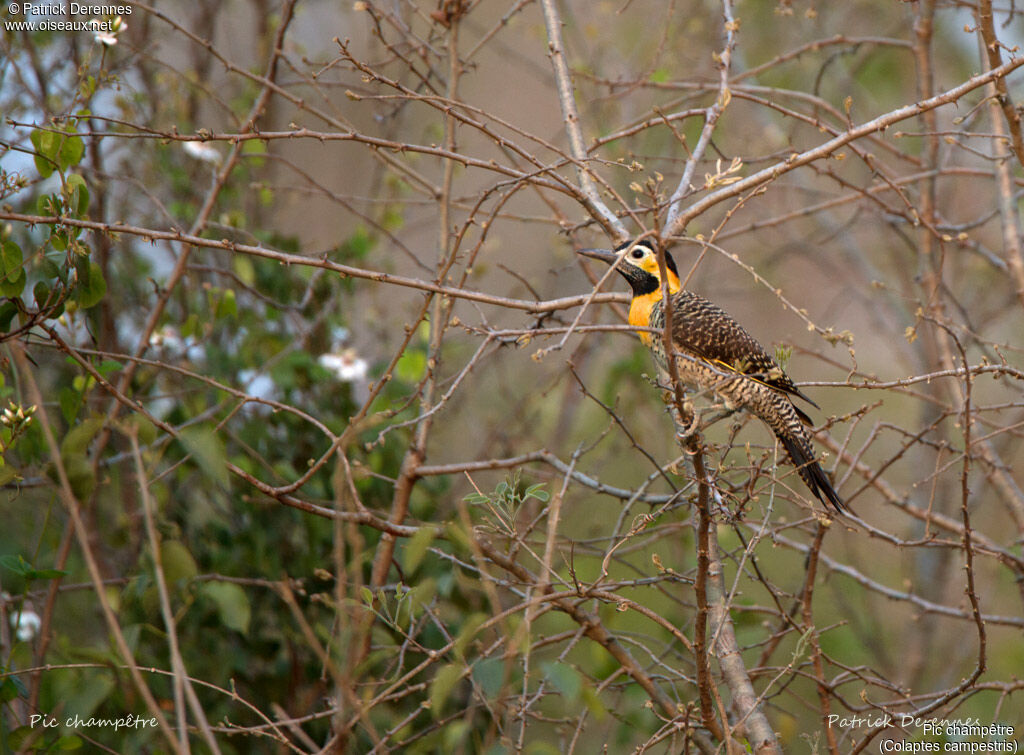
top-left (631, 248), bottom-right (644, 259)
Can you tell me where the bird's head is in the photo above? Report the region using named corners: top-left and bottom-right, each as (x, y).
top-left (577, 238), bottom-right (681, 297)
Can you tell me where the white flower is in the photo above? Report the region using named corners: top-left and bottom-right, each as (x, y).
top-left (239, 370), bottom-right (276, 401)
top-left (148, 325), bottom-right (184, 351)
top-left (14, 609), bottom-right (41, 642)
top-left (319, 349), bottom-right (369, 383)
top-left (183, 140), bottom-right (222, 165)
top-left (92, 16), bottom-right (126, 47)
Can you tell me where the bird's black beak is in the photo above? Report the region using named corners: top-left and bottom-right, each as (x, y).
top-left (577, 248), bottom-right (619, 266)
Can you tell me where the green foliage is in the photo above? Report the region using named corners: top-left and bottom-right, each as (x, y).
top-left (177, 425), bottom-right (230, 488)
top-left (464, 470), bottom-right (550, 535)
top-left (429, 663), bottom-right (464, 719)
top-left (0, 241), bottom-right (26, 297)
top-left (75, 262), bottom-right (106, 309)
top-left (30, 126), bottom-right (85, 178)
top-left (200, 581), bottom-right (252, 634)
top-left (0, 554), bottom-right (67, 581)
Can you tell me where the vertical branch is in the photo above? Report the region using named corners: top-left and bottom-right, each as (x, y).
top-left (538, 0), bottom-right (627, 238)
top-left (676, 410), bottom-right (779, 751)
top-left (951, 334), bottom-right (986, 681)
top-left (698, 455), bottom-right (781, 755)
top-left (976, 0), bottom-right (1024, 165)
top-left (664, 0), bottom-right (737, 236)
top-left (799, 523), bottom-right (839, 755)
top-left (911, 0), bottom-right (941, 315)
top-left (976, 4), bottom-right (1024, 310)
top-left (905, 0), bottom-right (958, 689)
top-left (691, 444), bottom-right (726, 744)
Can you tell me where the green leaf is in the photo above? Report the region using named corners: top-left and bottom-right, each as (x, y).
top-left (76, 262), bottom-right (106, 308)
top-left (66, 173), bottom-right (90, 215)
top-left (471, 657), bottom-right (506, 700)
top-left (233, 255), bottom-right (256, 286)
top-left (32, 568), bottom-right (68, 580)
top-left (122, 414), bottom-right (157, 445)
top-left (442, 721), bottom-right (470, 750)
top-left (38, 192), bottom-right (61, 216)
top-left (61, 417), bottom-right (105, 458)
top-left (0, 554), bottom-right (32, 576)
top-left (159, 540), bottom-right (199, 584)
top-left (0, 300), bottom-right (18, 331)
top-left (409, 577), bottom-right (436, 610)
top-left (0, 675), bottom-right (28, 703)
top-left (179, 426), bottom-right (229, 488)
top-left (340, 226), bottom-right (373, 260)
top-left (429, 663), bottom-right (464, 719)
top-left (0, 555), bottom-right (65, 581)
top-left (98, 360), bottom-right (123, 378)
top-left (61, 453), bottom-right (97, 499)
top-left (1, 240), bottom-right (23, 277)
top-left (34, 280), bottom-right (53, 309)
top-left (201, 581), bottom-right (251, 634)
top-left (50, 229), bottom-right (68, 252)
top-left (444, 521), bottom-right (473, 552)
top-left (381, 208), bottom-right (404, 232)
top-left (241, 138), bottom-right (266, 166)
top-left (395, 349), bottom-right (426, 383)
top-left (40, 257), bottom-right (62, 281)
top-left (581, 685), bottom-right (607, 719)
top-left (542, 661), bottom-right (582, 703)
top-left (80, 74), bottom-right (97, 99)
top-left (59, 387), bottom-right (82, 424)
top-left (59, 135), bottom-right (85, 171)
top-left (33, 279), bottom-right (64, 319)
top-left (0, 241), bottom-right (25, 298)
top-left (1, 268), bottom-right (25, 297)
top-left (181, 312), bottom-right (200, 339)
top-left (453, 613), bottom-right (487, 659)
top-left (402, 526), bottom-right (437, 576)
top-left (215, 288), bottom-right (237, 318)
top-left (58, 735), bottom-right (84, 750)
top-left (31, 129), bottom-right (58, 178)
top-left (524, 483), bottom-right (550, 503)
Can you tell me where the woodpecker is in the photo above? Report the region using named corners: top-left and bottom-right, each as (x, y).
top-left (579, 238), bottom-right (845, 513)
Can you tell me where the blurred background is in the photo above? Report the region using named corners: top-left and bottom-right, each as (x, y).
top-left (2, 0), bottom-right (1023, 751)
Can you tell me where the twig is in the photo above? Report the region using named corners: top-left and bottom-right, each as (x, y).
top-left (663, 53), bottom-right (1024, 237)
top-left (539, 0), bottom-right (627, 238)
top-left (0, 212), bottom-right (623, 317)
top-left (664, 0), bottom-right (738, 229)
